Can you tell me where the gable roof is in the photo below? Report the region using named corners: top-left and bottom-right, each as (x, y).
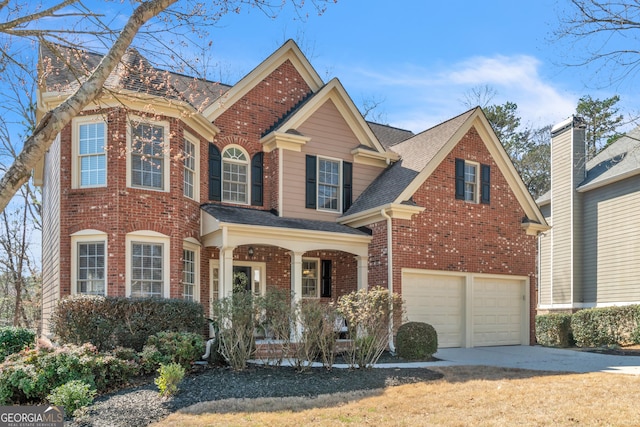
top-left (264, 78), bottom-right (393, 158)
top-left (202, 39), bottom-right (324, 121)
top-left (341, 107), bottom-right (548, 229)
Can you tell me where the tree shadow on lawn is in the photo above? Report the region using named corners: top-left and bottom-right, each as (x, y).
top-left (432, 365), bottom-right (571, 384)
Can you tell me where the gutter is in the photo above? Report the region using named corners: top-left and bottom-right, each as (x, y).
top-left (380, 208), bottom-right (396, 353)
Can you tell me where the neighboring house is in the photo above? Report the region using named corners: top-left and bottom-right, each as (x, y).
top-left (36, 40), bottom-right (547, 348)
top-left (538, 117), bottom-right (640, 312)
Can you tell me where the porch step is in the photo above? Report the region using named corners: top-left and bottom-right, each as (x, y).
top-left (253, 339), bottom-right (352, 359)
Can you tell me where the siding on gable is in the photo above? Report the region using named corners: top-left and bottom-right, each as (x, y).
top-left (582, 174), bottom-right (640, 304)
top-left (281, 99), bottom-right (384, 220)
top-left (538, 204), bottom-right (552, 306)
top-left (41, 134), bottom-right (62, 336)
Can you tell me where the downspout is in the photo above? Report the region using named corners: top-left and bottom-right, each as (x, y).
top-left (380, 208), bottom-right (396, 353)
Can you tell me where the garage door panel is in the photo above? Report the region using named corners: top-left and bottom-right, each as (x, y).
top-left (473, 278), bottom-right (523, 346)
top-left (403, 273), bottom-right (464, 348)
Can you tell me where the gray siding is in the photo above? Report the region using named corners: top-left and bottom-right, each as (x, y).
top-left (40, 134), bottom-right (61, 336)
top-left (538, 204), bottom-right (552, 306)
top-left (582, 174), bottom-right (640, 304)
top-left (550, 129), bottom-right (574, 304)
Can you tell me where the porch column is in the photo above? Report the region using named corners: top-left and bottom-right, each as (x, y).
top-left (356, 255), bottom-right (369, 290)
top-left (289, 251), bottom-right (304, 341)
top-left (219, 246), bottom-right (236, 298)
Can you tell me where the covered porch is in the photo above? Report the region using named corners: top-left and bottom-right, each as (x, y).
top-left (200, 205), bottom-right (372, 308)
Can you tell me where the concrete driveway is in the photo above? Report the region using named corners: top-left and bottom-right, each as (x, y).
top-left (428, 345), bottom-right (640, 375)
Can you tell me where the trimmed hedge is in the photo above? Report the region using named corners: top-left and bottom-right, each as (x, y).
top-left (535, 314), bottom-right (572, 347)
top-left (396, 321), bottom-right (438, 360)
top-left (571, 305), bottom-right (640, 348)
top-left (51, 296), bottom-right (205, 351)
top-left (0, 327), bottom-right (36, 362)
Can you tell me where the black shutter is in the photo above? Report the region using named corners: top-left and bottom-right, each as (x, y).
top-left (208, 144), bottom-right (221, 201)
top-left (321, 260), bottom-right (332, 298)
top-left (251, 152), bottom-right (264, 206)
top-left (481, 164), bottom-right (491, 204)
top-left (342, 161), bottom-right (353, 212)
top-left (305, 155), bottom-right (317, 209)
top-left (455, 158), bottom-right (465, 200)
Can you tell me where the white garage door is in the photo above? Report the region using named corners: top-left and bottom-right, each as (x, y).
top-left (402, 270), bottom-right (526, 348)
top-left (402, 273), bottom-right (464, 348)
top-left (473, 277), bottom-right (523, 346)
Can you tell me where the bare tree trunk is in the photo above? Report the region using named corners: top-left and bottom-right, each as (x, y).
top-left (0, 0), bottom-right (177, 212)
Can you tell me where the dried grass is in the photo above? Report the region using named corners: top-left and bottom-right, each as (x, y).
top-left (153, 366), bottom-right (640, 426)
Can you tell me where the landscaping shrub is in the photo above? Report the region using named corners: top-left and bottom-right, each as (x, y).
top-left (51, 295), bottom-right (205, 351)
top-left (155, 363), bottom-right (185, 397)
top-left (0, 344), bottom-right (136, 404)
top-left (0, 326), bottom-right (35, 362)
top-left (337, 286), bottom-right (402, 368)
top-left (290, 300), bottom-right (339, 371)
top-left (395, 322), bottom-right (438, 360)
top-left (535, 313), bottom-right (573, 347)
top-left (145, 331), bottom-right (204, 371)
top-left (47, 380), bottom-right (96, 416)
top-left (571, 305), bottom-right (640, 347)
top-left (213, 291), bottom-right (257, 371)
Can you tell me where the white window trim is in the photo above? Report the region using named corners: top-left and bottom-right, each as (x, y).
top-left (182, 239), bottom-right (201, 302)
top-left (221, 144), bottom-right (250, 205)
top-left (125, 230), bottom-right (171, 298)
top-left (302, 257), bottom-right (320, 298)
top-left (183, 131), bottom-right (200, 201)
top-left (126, 116), bottom-right (171, 192)
top-left (463, 160), bottom-right (480, 204)
top-left (70, 229), bottom-right (108, 296)
top-left (317, 156), bottom-right (342, 213)
top-left (71, 115), bottom-right (108, 189)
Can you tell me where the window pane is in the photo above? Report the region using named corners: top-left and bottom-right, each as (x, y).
top-left (302, 260), bottom-right (318, 298)
top-left (131, 123), bottom-right (164, 189)
top-left (79, 122), bottom-right (106, 187)
top-left (77, 242), bottom-right (106, 295)
top-left (183, 249), bottom-right (195, 301)
top-left (131, 243), bottom-right (163, 297)
top-left (317, 159), bottom-right (340, 211)
top-left (464, 163), bottom-right (477, 201)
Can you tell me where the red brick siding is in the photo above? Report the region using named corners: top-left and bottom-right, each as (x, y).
top-left (390, 126), bottom-right (537, 343)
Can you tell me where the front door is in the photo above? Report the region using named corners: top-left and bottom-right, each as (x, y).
top-left (232, 266), bottom-right (252, 293)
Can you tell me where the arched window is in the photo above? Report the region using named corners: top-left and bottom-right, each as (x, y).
top-left (222, 146), bottom-right (249, 204)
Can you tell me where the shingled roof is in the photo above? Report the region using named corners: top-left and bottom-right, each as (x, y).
top-left (367, 122), bottom-right (415, 148)
top-left (343, 108), bottom-right (476, 216)
top-left (39, 43), bottom-right (230, 112)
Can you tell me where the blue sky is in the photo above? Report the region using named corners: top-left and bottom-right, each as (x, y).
top-left (187, 0), bottom-right (636, 133)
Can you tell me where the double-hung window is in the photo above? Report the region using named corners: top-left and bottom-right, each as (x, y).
top-left (182, 249), bottom-right (195, 301)
top-left (130, 120), bottom-right (167, 190)
top-left (183, 137), bottom-right (196, 199)
top-left (302, 259), bottom-right (319, 298)
top-left (222, 146), bottom-right (248, 203)
top-left (130, 242), bottom-right (163, 298)
top-left (73, 117), bottom-right (107, 188)
top-left (77, 242), bottom-right (106, 295)
top-left (71, 230), bottom-right (107, 296)
top-left (455, 158), bottom-right (491, 204)
top-left (318, 158), bottom-right (340, 211)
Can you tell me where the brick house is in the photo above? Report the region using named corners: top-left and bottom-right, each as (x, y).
top-left (36, 40), bottom-right (547, 348)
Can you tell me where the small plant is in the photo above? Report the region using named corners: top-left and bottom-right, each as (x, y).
top-left (47, 380), bottom-right (96, 416)
top-left (145, 331), bottom-right (204, 370)
top-left (396, 322), bottom-right (438, 360)
top-left (155, 363), bottom-right (185, 397)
